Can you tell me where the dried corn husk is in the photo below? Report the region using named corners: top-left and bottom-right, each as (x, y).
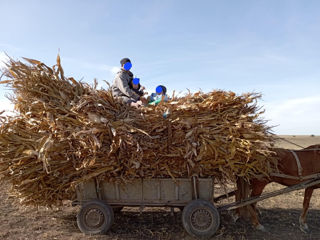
top-left (0, 56), bottom-right (276, 206)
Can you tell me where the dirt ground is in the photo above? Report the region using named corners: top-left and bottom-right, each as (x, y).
top-left (1, 135), bottom-right (320, 240)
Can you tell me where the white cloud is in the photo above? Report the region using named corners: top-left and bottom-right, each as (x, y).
top-left (0, 52), bottom-right (9, 69)
top-left (110, 66), bottom-right (120, 75)
top-left (264, 96), bottom-right (320, 135)
top-left (95, 64), bottom-right (119, 76)
top-left (0, 98), bottom-right (14, 114)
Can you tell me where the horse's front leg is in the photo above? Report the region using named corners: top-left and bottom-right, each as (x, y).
top-left (299, 187), bottom-right (314, 233)
top-left (232, 178), bottom-right (252, 223)
top-left (249, 179), bottom-right (269, 231)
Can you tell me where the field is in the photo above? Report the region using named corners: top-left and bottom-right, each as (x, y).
top-left (1, 135), bottom-right (320, 240)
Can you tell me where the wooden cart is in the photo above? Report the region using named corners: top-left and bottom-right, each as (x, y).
top-left (73, 176), bottom-right (320, 239)
top-left (73, 177), bottom-right (220, 238)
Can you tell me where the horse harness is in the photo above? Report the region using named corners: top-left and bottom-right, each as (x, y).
top-left (290, 150), bottom-right (303, 178)
top-left (268, 148), bottom-right (320, 181)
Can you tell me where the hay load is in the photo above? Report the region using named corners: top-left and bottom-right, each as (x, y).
top-left (0, 56), bottom-right (276, 206)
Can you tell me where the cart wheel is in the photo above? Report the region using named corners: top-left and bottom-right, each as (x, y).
top-left (77, 200), bottom-right (114, 235)
top-left (182, 199), bottom-right (220, 239)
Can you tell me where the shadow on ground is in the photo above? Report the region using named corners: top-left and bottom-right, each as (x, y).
top-left (53, 207), bottom-right (320, 240)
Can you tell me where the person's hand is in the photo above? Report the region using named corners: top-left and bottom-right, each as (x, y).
top-left (141, 86), bottom-right (146, 91)
top-left (130, 101), bottom-right (140, 108)
top-left (140, 97), bottom-right (148, 105)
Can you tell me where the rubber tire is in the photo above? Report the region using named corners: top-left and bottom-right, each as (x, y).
top-left (77, 200), bottom-right (114, 235)
top-left (182, 199), bottom-right (220, 239)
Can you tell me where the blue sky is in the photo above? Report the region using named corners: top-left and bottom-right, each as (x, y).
top-left (0, 0), bottom-right (319, 134)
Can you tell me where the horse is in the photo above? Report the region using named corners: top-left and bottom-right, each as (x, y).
top-left (248, 144), bottom-right (320, 233)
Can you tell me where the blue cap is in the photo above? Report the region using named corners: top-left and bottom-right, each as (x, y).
top-left (123, 62), bottom-right (132, 71)
top-left (133, 78), bottom-right (140, 85)
top-left (156, 85), bottom-right (163, 94)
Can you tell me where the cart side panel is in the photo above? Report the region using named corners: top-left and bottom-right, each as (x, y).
top-left (119, 179), bottom-right (143, 201)
top-left (101, 179), bottom-right (143, 201)
top-left (177, 179), bottom-right (193, 201)
top-left (101, 181), bottom-right (117, 201)
top-left (76, 179), bottom-right (98, 201)
top-left (160, 179), bottom-right (176, 201)
top-left (77, 178), bottom-right (214, 205)
top-left (198, 178), bottom-right (214, 200)
top-left (143, 179), bottom-right (161, 200)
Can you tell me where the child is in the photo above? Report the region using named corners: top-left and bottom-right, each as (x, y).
top-left (149, 85), bottom-right (169, 105)
top-left (129, 78), bottom-right (145, 97)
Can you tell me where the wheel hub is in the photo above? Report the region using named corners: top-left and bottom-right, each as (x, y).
top-left (190, 208), bottom-right (213, 231)
top-left (85, 209), bottom-right (104, 228)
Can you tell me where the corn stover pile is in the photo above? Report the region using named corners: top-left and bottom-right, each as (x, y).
top-left (0, 56), bottom-right (276, 206)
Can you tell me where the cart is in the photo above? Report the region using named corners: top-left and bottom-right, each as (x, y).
top-left (73, 176), bottom-right (320, 239)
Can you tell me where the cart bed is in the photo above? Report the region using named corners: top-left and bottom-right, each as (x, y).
top-left (76, 178), bottom-right (214, 206)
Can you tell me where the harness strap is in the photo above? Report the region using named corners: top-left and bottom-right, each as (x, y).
top-left (255, 172), bottom-right (320, 181)
top-left (290, 150), bottom-right (303, 177)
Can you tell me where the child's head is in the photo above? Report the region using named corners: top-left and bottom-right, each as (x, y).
top-left (156, 85), bottom-right (167, 95)
top-left (131, 78), bottom-right (140, 89)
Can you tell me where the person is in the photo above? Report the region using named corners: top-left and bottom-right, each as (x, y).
top-left (111, 58), bottom-right (143, 108)
top-left (129, 77), bottom-right (145, 97)
top-left (149, 85), bottom-right (169, 105)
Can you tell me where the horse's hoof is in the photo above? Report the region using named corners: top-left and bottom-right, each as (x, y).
top-left (256, 224), bottom-right (268, 232)
top-left (300, 224), bottom-right (310, 234)
top-left (299, 217), bottom-right (311, 234)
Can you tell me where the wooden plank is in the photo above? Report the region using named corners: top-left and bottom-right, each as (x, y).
top-left (198, 178), bottom-right (214, 200)
top-left (177, 179), bottom-right (192, 201)
top-left (76, 179), bottom-right (97, 201)
top-left (79, 178), bottom-right (214, 205)
top-left (213, 190), bottom-right (236, 202)
top-left (143, 179), bottom-right (160, 201)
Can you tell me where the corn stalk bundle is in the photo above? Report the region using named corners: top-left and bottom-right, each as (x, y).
top-left (0, 56), bottom-right (276, 206)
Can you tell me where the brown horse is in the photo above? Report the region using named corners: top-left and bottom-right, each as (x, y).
top-left (248, 144), bottom-right (320, 233)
